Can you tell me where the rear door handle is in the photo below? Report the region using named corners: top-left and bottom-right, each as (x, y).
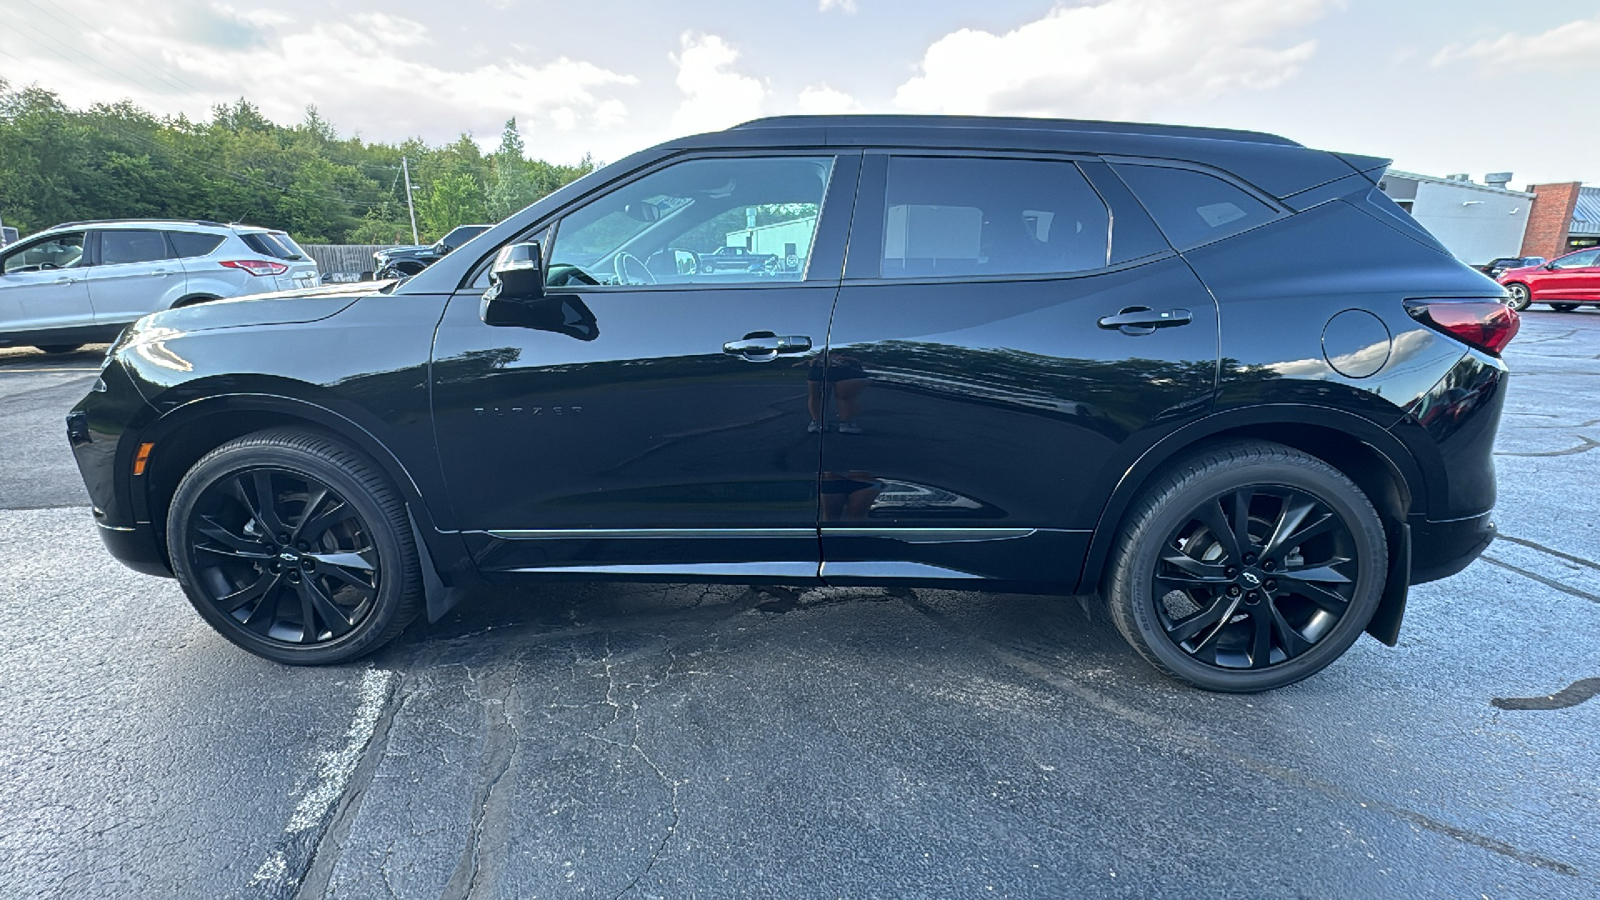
top-left (1098, 307), bottom-right (1192, 335)
top-left (723, 332), bottom-right (812, 362)
top-left (151, 269), bottom-right (175, 276)
top-left (53, 276), bottom-right (77, 285)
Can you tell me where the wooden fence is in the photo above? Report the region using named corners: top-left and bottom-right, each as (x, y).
top-left (301, 244), bottom-right (401, 277)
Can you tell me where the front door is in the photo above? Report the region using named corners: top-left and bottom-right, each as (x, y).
top-left (817, 153), bottom-right (1220, 587)
top-left (431, 152), bottom-right (859, 578)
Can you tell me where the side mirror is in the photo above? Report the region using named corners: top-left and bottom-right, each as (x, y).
top-left (624, 201), bottom-right (661, 223)
top-left (481, 242), bottom-right (545, 326)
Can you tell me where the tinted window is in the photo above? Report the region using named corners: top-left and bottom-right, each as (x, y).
top-left (1113, 164), bottom-right (1278, 248)
top-left (1553, 249), bottom-right (1600, 268)
top-left (2, 232), bottom-right (86, 273)
top-left (241, 231), bottom-right (307, 260)
top-left (169, 231), bottom-right (225, 258)
top-left (879, 157), bottom-right (1108, 278)
top-left (548, 156), bottom-right (833, 287)
top-left (100, 230), bottom-right (171, 265)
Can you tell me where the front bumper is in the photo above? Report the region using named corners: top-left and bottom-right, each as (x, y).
top-left (94, 520), bottom-right (173, 578)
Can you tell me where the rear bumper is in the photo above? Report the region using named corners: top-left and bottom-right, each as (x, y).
top-left (1410, 511), bottom-right (1495, 585)
top-left (95, 520), bottom-right (173, 578)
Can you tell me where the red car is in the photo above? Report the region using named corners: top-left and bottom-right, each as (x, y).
top-left (1498, 247), bottom-right (1600, 311)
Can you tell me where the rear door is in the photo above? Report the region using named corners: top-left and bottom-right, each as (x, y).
top-left (817, 152), bottom-right (1218, 587)
top-left (0, 231), bottom-right (95, 337)
top-left (85, 228), bottom-right (185, 324)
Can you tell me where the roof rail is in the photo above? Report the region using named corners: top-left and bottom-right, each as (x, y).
top-left (729, 114), bottom-right (1300, 147)
top-left (52, 218), bottom-right (228, 229)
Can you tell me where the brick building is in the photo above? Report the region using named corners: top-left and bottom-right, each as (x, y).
top-left (1519, 182), bottom-right (1599, 259)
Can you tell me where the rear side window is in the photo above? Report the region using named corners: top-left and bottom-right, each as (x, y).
top-left (241, 231), bottom-right (308, 260)
top-left (99, 230), bottom-right (172, 265)
top-left (168, 231), bottom-right (225, 258)
top-left (1112, 164), bottom-right (1277, 248)
top-left (880, 157), bottom-right (1109, 278)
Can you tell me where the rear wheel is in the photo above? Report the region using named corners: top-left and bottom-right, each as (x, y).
top-left (1550, 303), bottom-right (1580, 313)
top-left (1106, 441), bottom-right (1386, 692)
top-left (1503, 283), bottom-right (1531, 311)
top-left (34, 344), bottom-right (83, 354)
top-left (166, 428), bottom-right (423, 665)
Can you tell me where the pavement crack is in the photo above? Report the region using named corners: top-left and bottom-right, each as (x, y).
top-left (1493, 677), bottom-right (1600, 711)
top-left (1479, 554), bottom-right (1600, 603)
top-left (441, 665), bottom-right (521, 900)
top-left (896, 592), bottom-right (1586, 880)
top-left (1494, 534), bottom-right (1600, 571)
top-left (1495, 435), bottom-right (1600, 457)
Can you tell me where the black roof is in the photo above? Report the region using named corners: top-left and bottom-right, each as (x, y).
top-left (657, 114), bottom-right (1388, 203)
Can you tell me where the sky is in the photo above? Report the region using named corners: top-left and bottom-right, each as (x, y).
top-left (2, 0), bottom-right (1598, 187)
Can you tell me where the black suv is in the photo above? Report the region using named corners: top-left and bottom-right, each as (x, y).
top-left (68, 116), bottom-right (1516, 692)
top-left (372, 224), bottom-right (491, 279)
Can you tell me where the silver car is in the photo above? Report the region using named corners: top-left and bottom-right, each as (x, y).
top-left (0, 219), bottom-right (320, 353)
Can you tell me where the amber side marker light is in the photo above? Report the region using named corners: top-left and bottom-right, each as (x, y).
top-left (133, 442), bottom-right (154, 476)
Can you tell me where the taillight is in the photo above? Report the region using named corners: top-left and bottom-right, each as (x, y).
top-left (1404, 299), bottom-right (1520, 356)
top-left (221, 259), bottom-right (288, 276)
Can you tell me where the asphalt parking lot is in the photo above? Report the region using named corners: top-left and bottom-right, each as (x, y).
top-left (1, 313), bottom-right (1597, 899)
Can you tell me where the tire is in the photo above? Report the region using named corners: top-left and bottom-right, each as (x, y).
top-left (1503, 283), bottom-right (1531, 311)
top-left (172, 295), bottom-right (220, 309)
top-left (166, 428), bottom-right (423, 665)
top-left (34, 344), bottom-right (83, 354)
top-left (1105, 440), bottom-right (1387, 692)
top-left (1550, 303), bottom-right (1580, 313)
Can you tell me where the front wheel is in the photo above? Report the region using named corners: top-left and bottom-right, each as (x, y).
top-left (1106, 441), bottom-right (1387, 692)
top-left (1503, 283), bottom-right (1531, 311)
top-left (166, 428), bottom-right (423, 665)
top-left (1550, 303), bottom-right (1580, 313)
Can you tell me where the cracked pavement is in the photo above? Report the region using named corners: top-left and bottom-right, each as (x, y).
top-left (1, 312), bottom-right (1597, 898)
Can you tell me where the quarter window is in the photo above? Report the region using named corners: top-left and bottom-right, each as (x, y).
top-left (1112, 164), bottom-right (1277, 248)
top-left (2, 232), bottom-right (86, 273)
top-left (169, 231), bottom-right (226, 258)
top-left (546, 156), bottom-right (834, 287)
top-left (100, 230), bottom-right (172, 265)
top-left (878, 157), bottom-right (1110, 278)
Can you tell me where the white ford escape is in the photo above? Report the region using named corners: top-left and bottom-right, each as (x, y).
top-left (0, 219), bottom-right (320, 353)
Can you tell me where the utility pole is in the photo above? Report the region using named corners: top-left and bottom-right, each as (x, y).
top-left (401, 156), bottom-right (420, 244)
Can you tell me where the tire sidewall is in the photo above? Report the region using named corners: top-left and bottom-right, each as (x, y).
top-left (1117, 457), bottom-right (1387, 692)
top-left (167, 441), bottom-right (411, 665)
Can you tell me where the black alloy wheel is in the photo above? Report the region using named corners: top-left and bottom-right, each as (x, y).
top-left (168, 429), bottom-right (421, 664)
top-left (1107, 442), bottom-right (1386, 692)
top-left (1503, 283), bottom-right (1531, 311)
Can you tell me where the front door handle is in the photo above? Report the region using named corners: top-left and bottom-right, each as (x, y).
top-left (723, 332), bottom-right (812, 362)
top-left (53, 276), bottom-right (77, 286)
top-left (151, 269), bottom-right (175, 276)
top-left (1098, 307), bottom-right (1192, 335)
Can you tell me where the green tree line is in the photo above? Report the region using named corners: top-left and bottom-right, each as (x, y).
top-left (0, 79), bottom-right (596, 244)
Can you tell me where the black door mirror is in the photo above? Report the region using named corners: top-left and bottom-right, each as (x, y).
top-left (481, 242), bottom-right (546, 326)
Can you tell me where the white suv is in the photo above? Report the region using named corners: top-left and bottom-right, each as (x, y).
top-left (0, 219), bottom-right (320, 353)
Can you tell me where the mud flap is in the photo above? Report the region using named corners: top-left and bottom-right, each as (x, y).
top-left (408, 506), bottom-right (461, 623)
top-left (1366, 520), bottom-right (1410, 646)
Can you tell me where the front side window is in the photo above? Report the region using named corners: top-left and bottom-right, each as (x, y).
top-left (546, 156), bottom-right (834, 287)
top-left (1112, 164), bottom-right (1278, 249)
top-left (100, 230), bottom-right (172, 266)
top-left (878, 156), bottom-right (1110, 278)
top-left (1553, 249), bottom-right (1600, 269)
top-left (2, 232), bottom-right (87, 273)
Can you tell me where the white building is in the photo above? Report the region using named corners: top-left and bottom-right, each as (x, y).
top-left (1378, 171), bottom-right (1533, 266)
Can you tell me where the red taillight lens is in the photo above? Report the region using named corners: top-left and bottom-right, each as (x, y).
top-left (221, 259), bottom-right (288, 276)
top-left (1405, 300), bottom-right (1520, 356)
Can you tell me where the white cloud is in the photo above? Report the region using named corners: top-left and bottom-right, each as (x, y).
top-left (1432, 13), bottom-right (1600, 72)
top-left (819, 0), bottom-right (857, 12)
top-left (669, 32), bottom-right (767, 133)
top-left (797, 84), bottom-right (860, 114)
top-left (894, 0), bottom-right (1330, 119)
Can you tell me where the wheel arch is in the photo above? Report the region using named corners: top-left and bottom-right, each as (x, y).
top-left (135, 393), bottom-right (475, 615)
top-left (1076, 405), bottom-right (1422, 644)
top-left (171, 293), bottom-right (221, 308)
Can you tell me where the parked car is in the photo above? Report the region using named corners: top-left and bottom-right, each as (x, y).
top-left (1, 219), bottom-right (319, 353)
top-left (0, 225), bottom-right (18, 247)
top-left (698, 245), bottom-right (778, 273)
top-left (68, 115), bottom-right (1515, 692)
top-left (1477, 256), bottom-right (1545, 280)
top-left (1498, 248), bottom-right (1600, 312)
top-left (372, 224), bottom-right (491, 279)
